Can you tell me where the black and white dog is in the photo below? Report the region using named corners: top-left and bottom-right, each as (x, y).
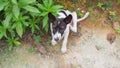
top-left (48, 10), bottom-right (89, 53)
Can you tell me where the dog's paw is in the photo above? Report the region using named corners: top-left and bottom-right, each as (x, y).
top-left (51, 40), bottom-right (57, 46)
top-left (61, 47), bottom-right (67, 53)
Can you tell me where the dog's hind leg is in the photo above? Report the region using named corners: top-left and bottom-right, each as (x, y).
top-left (70, 12), bottom-right (78, 33)
top-left (70, 12), bottom-right (89, 33)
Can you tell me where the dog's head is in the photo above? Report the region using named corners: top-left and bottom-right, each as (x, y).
top-left (48, 13), bottom-right (72, 42)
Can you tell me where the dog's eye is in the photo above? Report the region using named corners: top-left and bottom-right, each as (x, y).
top-left (53, 29), bottom-right (56, 34)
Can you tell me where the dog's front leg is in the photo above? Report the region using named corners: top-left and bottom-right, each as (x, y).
top-left (61, 28), bottom-right (70, 53)
top-left (50, 24), bottom-right (57, 46)
top-left (51, 33), bottom-right (57, 46)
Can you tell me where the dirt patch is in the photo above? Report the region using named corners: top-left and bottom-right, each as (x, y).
top-left (0, 19), bottom-right (120, 68)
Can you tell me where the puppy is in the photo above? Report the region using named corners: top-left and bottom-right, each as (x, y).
top-left (48, 10), bottom-right (89, 53)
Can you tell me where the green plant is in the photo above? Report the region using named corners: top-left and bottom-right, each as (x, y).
top-left (118, 0), bottom-right (120, 4)
top-left (7, 37), bottom-right (21, 51)
top-left (37, 0), bottom-right (63, 32)
top-left (97, 2), bottom-right (112, 10)
top-left (116, 29), bottom-right (120, 33)
top-left (0, 23), bottom-right (7, 39)
top-left (109, 11), bottom-right (119, 23)
top-left (29, 17), bottom-right (40, 34)
top-left (109, 11), bottom-right (116, 16)
top-left (0, 0), bottom-right (40, 50)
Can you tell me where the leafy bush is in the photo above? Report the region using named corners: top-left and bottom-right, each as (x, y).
top-left (0, 0), bottom-right (41, 50)
top-left (37, 0), bottom-right (63, 32)
top-left (0, 0), bottom-right (63, 50)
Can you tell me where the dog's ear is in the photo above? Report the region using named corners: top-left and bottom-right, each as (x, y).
top-left (48, 13), bottom-right (56, 23)
top-left (64, 14), bottom-right (72, 24)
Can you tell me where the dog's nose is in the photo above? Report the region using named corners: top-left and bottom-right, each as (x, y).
top-left (55, 38), bottom-right (59, 42)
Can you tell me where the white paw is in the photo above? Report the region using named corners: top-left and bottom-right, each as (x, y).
top-left (61, 47), bottom-right (67, 53)
top-left (51, 40), bottom-right (57, 46)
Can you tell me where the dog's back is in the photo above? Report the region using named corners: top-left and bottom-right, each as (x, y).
top-left (58, 10), bottom-right (72, 18)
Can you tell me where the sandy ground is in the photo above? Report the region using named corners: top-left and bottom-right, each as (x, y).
top-left (0, 12), bottom-right (120, 68)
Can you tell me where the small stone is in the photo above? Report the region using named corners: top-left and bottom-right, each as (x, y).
top-left (107, 33), bottom-right (116, 44)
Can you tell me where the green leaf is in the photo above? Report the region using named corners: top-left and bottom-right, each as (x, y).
top-left (48, 0), bottom-right (53, 7)
top-left (102, 3), bottom-right (112, 9)
top-left (0, 26), bottom-right (7, 39)
top-left (116, 29), bottom-right (120, 33)
top-left (0, 34), bottom-right (3, 39)
top-left (3, 28), bottom-right (7, 38)
top-left (12, 23), bottom-right (17, 29)
top-left (43, 0), bottom-right (53, 8)
top-left (40, 12), bottom-right (48, 16)
top-left (31, 25), bottom-right (35, 34)
top-left (27, 0), bottom-right (36, 4)
top-left (109, 11), bottom-right (116, 16)
top-left (8, 28), bottom-right (15, 38)
top-left (3, 13), bottom-right (12, 28)
top-left (23, 22), bottom-right (29, 26)
top-left (0, 1), bottom-right (7, 11)
top-left (43, 0), bottom-right (48, 7)
top-left (14, 40), bottom-right (21, 46)
top-left (51, 5), bottom-right (63, 12)
top-left (16, 22), bottom-right (23, 37)
top-left (29, 12), bottom-right (40, 17)
top-left (77, 12), bottom-right (84, 18)
top-left (19, 0), bottom-right (36, 5)
top-left (44, 23), bottom-right (49, 32)
top-left (42, 16), bottom-right (48, 29)
top-left (0, 31), bottom-right (4, 39)
top-left (11, 0), bottom-right (17, 4)
top-left (13, 5), bottom-right (20, 18)
top-left (97, 2), bottom-right (103, 8)
top-left (23, 5), bottom-right (40, 13)
top-left (37, 4), bottom-right (46, 10)
top-left (35, 25), bottom-right (40, 30)
top-left (8, 45), bottom-right (13, 51)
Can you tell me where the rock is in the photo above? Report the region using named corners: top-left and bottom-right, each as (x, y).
top-left (107, 33), bottom-right (116, 44)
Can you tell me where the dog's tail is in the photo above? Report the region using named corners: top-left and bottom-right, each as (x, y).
top-left (77, 12), bottom-right (89, 22)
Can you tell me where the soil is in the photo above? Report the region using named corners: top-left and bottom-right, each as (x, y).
top-left (0, 2), bottom-right (120, 68)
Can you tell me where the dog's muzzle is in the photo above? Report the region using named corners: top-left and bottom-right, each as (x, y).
top-left (54, 38), bottom-right (59, 42)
